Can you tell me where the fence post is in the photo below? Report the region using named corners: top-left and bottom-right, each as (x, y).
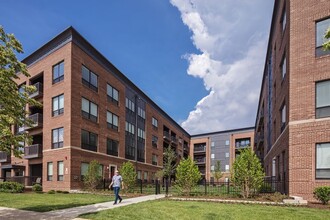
top-left (155, 180), bottom-right (158, 195)
top-left (204, 179), bottom-right (207, 195)
top-left (140, 179), bottom-right (143, 194)
top-left (227, 180), bottom-right (230, 194)
top-left (103, 178), bottom-right (106, 191)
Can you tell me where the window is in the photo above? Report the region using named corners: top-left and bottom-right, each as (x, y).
top-left (316, 143), bottom-right (330, 179)
top-left (81, 162), bottom-right (89, 180)
top-left (52, 94), bottom-right (64, 116)
top-left (81, 130), bottom-right (98, 152)
top-left (211, 142), bottom-right (215, 147)
top-left (316, 80), bottom-right (330, 118)
top-left (58, 161), bottom-right (64, 181)
top-left (281, 55), bottom-right (286, 79)
top-left (125, 98), bottom-right (135, 112)
top-left (125, 121), bottom-right (135, 135)
top-left (52, 127), bottom-right (64, 149)
top-left (47, 162), bottom-right (53, 181)
top-left (107, 138), bottom-right (118, 156)
top-left (53, 61), bottom-right (64, 84)
top-left (152, 154), bottom-right (158, 165)
top-left (281, 10), bottom-right (286, 33)
top-left (152, 117), bottom-right (158, 128)
top-left (144, 171), bottom-right (148, 182)
top-left (107, 84), bottom-right (119, 104)
top-left (225, 152), bottom-right (229, 158)
top-left (211, 154), bottom-right (215, 159)
top-left (316, 18), bottom-right (330, 57)
top-left (225, 140), bottom-right (230, 146)
top-left (281, 104), bottom-right (286, 132)
top-left (225, 165), bottom-right (230, 172)
top-left (137, 128), bottom-right (145, 140)
top-left (138, 107), bottom-right (146, 119)
top-left (152, 135), bottom-right (158, 148)
top-left (82, 65), bottom-right (98, 92)
top-left (211, 165), bottom-right (214, 171)
top-left (137, 170), bottom-right (141, 180)
top-left (107, 111), bottom-right (119, 130)
top-left (82, 98), bottom-right (98, 122)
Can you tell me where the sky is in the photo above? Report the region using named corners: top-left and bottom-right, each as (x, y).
top-left (1, 0), bottom-right (274, 135)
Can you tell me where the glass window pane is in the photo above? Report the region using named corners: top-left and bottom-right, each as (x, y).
top-left (53, 97), bottom-right (58, 111)
top-left (53, 65), bottom-right (59, 79)
top-left (81, 163), bottom-right (89, 175)
top-left (107, 84), bottom-right (112, 96)
top-left (317, 143), bottom-right (330, 169)
top-left (58, 161), bottom-right (64, 175)
top-left (113, 115), bottom-right (118, 126)
top-left (82, 98), bottom-right (90, 113)
top-left (81, 130), bottom-right (89, 144)
top-left (90, 133), bottom-right (98, 146)
top-left (59, 95), bottom-right (64, 109)
top-left (113, 89), bottom-right (119, 100)
top-left (59, 128), bottom-right (64, 142)
top-left (48, 162), bottom-right (53, 175)
top-left (90, 102), bottom-right (98, 117)
top-left (53, 129), bottom-right (58, 143)
top-left (316, 19), bottom-right (330, 47)
top-left (90, 72), bottom-right (98, 87)
top-left (107, 111), bottom-right (112, 123)
top-left (317, 81), bottom-right (330, 108)
top-left (59, 62), bottom-right (64, 76)
top-left (82, 66), bottom-right (89, 81)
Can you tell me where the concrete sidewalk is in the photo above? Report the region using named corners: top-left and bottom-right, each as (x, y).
top-left (0, 194), bottom-right (165, 220)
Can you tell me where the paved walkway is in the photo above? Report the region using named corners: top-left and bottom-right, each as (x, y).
top-left (0, 194), bottom-right (165, 220)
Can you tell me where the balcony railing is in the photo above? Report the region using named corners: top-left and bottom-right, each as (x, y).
top-left (195, 157), bottom-right (206, 164)
top-left (163, 131), bottom-right (170, 141)
top-left (26, 113), bottom-right (43, 129)
top-left (194, 145), bottom-right (206, 152)
top-left (29, 82), bottom-right (43, 99)
top-left (24, 144), bottom-right (42, 159)
top-left (171, 136), bottom-right (178, 145)
top-left (0, 151), bottom-right (10, 163)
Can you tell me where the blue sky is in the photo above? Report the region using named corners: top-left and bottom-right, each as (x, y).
top-left (1, 0), bottom-right (274, 134)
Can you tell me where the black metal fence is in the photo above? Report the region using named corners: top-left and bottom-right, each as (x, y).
top-left (0, 176), bottom-right (41, 186)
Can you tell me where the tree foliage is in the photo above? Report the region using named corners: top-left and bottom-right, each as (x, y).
top-left (0, 26), bottom-right (40, 156)
top-left (231, 147), bottom-right (265, 198)
top-left (213, 160), bottom-right (223, 182)
top-left (162, 147), bottom-right (177, 180)
top-left (119, 161), bottom-right (136, 193)
top-left (83, 160), bottom-right (102, 191)
top-left (323, 28), bottom-right (330, 51)
top-left (175, 157), bottom-right (201, 196)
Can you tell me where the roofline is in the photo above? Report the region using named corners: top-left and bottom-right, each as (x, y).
top-left (21, 26), bottom-right (191, 138)
top-left (191, 126), bottom-right (255, 138)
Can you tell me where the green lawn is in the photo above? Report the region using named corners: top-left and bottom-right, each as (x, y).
top-left (0, 192), bottom-right (114, 212)
top-left (80, 199), bottom-right (330, 220)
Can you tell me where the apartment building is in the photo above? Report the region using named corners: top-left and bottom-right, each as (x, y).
top-left (0, 27), bottom-right (190, 191)
top-left (190, 127), bottom-right (254, 182)
top-left (254, 0), bottom-right (330, 200)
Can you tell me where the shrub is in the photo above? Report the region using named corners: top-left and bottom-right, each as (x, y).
top-left (32, 184), bottom-right (42, 192)
top-left (0, 181), bottom-right (24, 193)
top-left (259, 183), bottom-right (273, 193)
top-left (47, 190), bottom-right (55, 194)
top-left (83, 160), bottom-right (102, 191)
top-left (120, 161), bottom-right (137, 193)
top-left (313, 186), bottom-right (330, 205)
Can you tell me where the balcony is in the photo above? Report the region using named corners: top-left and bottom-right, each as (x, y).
top-left (194, 145), bottom-right (206, 153)
top-left (195, 157), bottom-right (206, 164)
top-left (257, 110), bottom-right (264, 131)
top-left (171, 136), bottom-right (178, 145)
top-left (29, 82), bottom-right (43, 99)
top-left (163, 131), bottom-right (170, 142)
top-left (24, 144), bottom-right (42, 159)
top-left (0, 151), bottom-right (10, 163)
top-left (26, 113), bottom-right (43, 130)
top-left (152, 141), bottom-right (157, 148)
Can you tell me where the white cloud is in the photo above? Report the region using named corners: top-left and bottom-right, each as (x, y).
top-left (170, 0), bottom-right (273, 134)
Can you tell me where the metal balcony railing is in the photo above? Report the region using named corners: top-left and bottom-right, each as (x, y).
top-left (194, 145), bottom-right (206, 152)
top-left (0, 151), bottom-right (10, 162)
top-left (24, 144), bottom-right (42, 159)
top-left (26, 113), bottom-right (43, 129)
top-left (29, 82), bottom-right (43, 98)
top-left (163, 131), bottom-right (170, 141)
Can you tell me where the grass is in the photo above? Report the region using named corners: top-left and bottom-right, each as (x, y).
top-left (0, 192), bottom-right (114, 212)
top-left (80, 199), bottom-right (330, 220)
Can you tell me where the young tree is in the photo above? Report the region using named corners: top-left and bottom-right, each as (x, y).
top-left (119, 161), bottom-right (136, 193)
top-left (162, 147), bottom-right (177, 182)
top-left (323, 28), bottom-right (330, 51)
top-left (213, 160), bottom-right (223, 183)
top-left (83, 160), bottom-right (102, 191)
top-left (175, 157), bottom-right (201, 196)
top-left (0, 26), bottom-right (40, 156)
top-left (231, 147), bottom-right (265, 198)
